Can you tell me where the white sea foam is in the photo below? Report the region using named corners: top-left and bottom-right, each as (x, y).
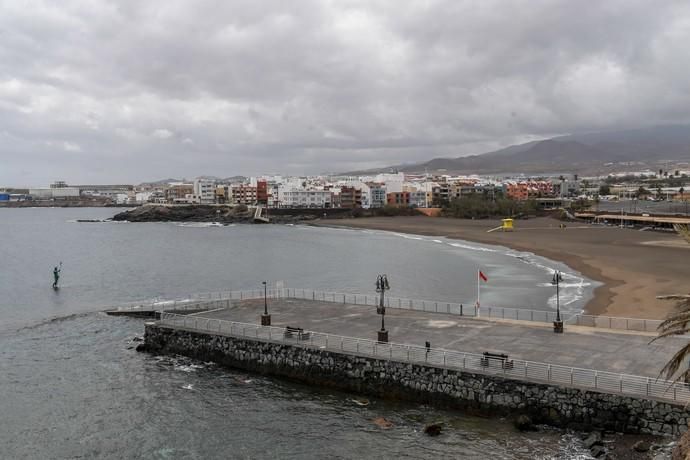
top-left (175, 364), bottom-right (204, 373)
top-left (176, 222), bottom-right (225, 228)
top-left (447, 242), bottom-right (498, 252)
top-left (399, 234), bottom-right (424, 240)
top-left (507, 251), bottom-right (592, 314)
top-left (352, 226), bottom-right (596, 314)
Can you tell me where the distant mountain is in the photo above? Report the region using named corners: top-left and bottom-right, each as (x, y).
top-left (222, 176), bottom-right (247, 182)
top-left (365, 125), bottom-right (690, 176)
top-left (140, 176), bottom-right (248, 186)
top-left (140, 178), bottom-right (182, 185)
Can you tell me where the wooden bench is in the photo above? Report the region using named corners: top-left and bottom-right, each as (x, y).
top-left (480, 352), bottom-right (514, 369)
top-left (284, 326), bottom-right (311, 341)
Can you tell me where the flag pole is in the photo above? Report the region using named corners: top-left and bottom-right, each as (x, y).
top-left (477, 269), bottom-right (480, 317)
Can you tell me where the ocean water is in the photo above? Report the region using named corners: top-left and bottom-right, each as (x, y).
top-left (0, 208), bottom-right (597, 459)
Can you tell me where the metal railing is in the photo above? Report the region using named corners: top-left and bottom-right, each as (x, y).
top-left (112, 287), bottom-right (666, 333)
top-left (108, 288), bottom-right (285, 313)
top-left (286, 288), bottom-right (567, 324)
top-left (284, 288), bottom-right (668, 332)
top-left (157, 312), bottom-right (690, 404)
top-left (568, 314), bottom-right (663, 333)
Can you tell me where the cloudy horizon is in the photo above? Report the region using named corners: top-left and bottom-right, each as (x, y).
top-left (2, 0), bottom-right (690, 187)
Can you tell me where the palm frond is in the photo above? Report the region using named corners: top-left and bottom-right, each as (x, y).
top-left (659, 342), bottom-right (690, 380)
top-left (673, 224), bottom-right (690, 244)
top-left (657, 311), bottom-right (690, 333)
top-left (653, 228), bottom-right (690, 382)
top-left (650, 306), bottom-right (690, 343)
top-left (654, 295), bottom-right (690, 382)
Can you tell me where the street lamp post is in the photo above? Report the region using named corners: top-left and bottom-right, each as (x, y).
top-left (261, 281), bottom-right (271, 326)
top-left (552, 270), bottom-right (564, 333)
top-left (375, 274), bottom-right (390, 342)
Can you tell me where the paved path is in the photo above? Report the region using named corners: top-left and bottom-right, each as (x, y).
top-left (195, 298), bottom-right (682, 378)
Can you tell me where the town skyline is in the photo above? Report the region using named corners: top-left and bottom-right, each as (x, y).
top-left (3, 1), bottom-right (690, 186)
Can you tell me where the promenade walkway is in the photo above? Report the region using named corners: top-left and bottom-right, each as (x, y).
top-left (196, 298), bottom-right (678, 379)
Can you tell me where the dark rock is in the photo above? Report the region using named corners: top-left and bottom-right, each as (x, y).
top-left (583, 432), bottom-right (603, 449)
top-left (514, 415), bottom-right (535, 432)
top-left (132, 336), bottom-right (143, 342)
top-left (372, 417), bottom-right (393, 429)
top-left (135, 343), bottom-right (148, 352)
top-left (424, 423), bottom-right (443, 436)
top-left (111, 204), bottom-right (329, 224)
top-left (632, 440), bottom-right (650, 452)
top-left (673, 428), bottom-right (690, 460)
top-left (591, 445), bottom-right (606, 457)
top-left (143, 323), bottom-right (690, 438)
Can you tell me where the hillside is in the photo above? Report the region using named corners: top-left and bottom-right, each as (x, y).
top-left (368, 125), bottom-right (690, 175)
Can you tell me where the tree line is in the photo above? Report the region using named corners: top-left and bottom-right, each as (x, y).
top-left (441, 194), bottom-right (538, 219)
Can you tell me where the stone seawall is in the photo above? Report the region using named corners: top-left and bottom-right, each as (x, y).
top-left (144, 324), bottom-right (690, 436)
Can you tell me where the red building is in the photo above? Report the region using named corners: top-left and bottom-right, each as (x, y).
top-left (257, 180), bottom-right (268, 204)
top-left (387, 191), bottom-right (410, 207)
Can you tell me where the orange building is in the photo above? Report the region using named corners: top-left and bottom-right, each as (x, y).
top-left (506, 181), bottom-right (553, 201)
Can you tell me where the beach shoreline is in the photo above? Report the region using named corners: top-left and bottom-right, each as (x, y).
top-left (314, 216), bottom-right (687, 320)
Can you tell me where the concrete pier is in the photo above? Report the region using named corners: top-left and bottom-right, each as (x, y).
top-left (188, 298), bottom-right (678, 378)
top-left (140, 297), bottom-right (690, 435)
top-left (105, 298), bottom-right (234, 317)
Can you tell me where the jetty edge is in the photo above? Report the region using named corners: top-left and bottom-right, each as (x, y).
top-left (142, 319), bottom-right (688, 436)
top-left (130, 289), bottom-right (690, 438)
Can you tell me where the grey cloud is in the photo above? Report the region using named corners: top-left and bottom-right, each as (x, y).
top-left (1, 0), bottom-right (689, 186)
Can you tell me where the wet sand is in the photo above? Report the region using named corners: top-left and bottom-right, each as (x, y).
top-left (315, 216), bottom-right (689, 319)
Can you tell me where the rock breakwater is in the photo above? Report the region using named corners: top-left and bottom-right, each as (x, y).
top-left (143, 324), bottom-right (690, 436)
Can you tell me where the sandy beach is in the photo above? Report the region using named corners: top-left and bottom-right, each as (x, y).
top-left (316, 216), bottom-right (689, 320)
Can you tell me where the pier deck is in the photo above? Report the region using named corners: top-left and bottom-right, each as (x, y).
top-left (193, 298), bottom-right (679, 378)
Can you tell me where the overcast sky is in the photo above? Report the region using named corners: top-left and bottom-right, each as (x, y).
top-left (1, 1), bottom-right (689, 186)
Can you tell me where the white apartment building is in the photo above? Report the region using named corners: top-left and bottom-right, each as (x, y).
top-left (375, 173), bottom-right (404, 193)
top-left (369, 185), bottom-right (387, 208)
top-left (409, 191), bottom-right (428, 208)
top-left (279, 189), bottom-right (332, 208)
top-left (193, 179), bottom-right (216, 204)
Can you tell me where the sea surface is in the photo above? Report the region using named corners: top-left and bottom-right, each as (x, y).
top-left (0, 208), bottom-right (597, 459)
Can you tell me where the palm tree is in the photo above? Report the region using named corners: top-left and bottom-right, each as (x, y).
top-left (652, 224), bottom-right (690, 382)
top-left (653, 294), bottom-right (690, 382)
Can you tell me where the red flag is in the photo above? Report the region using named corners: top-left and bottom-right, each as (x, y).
top-left (479, 270), bottom-right (488, 282)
